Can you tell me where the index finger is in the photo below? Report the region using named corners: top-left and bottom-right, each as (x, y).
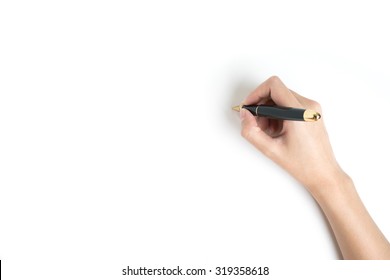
top-left (243, 76), bottom-right (301, 107)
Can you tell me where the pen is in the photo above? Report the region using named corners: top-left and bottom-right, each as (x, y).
top-left (232, 104), bottom-right (321, 122)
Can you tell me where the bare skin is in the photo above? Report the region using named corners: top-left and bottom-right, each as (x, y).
top-left (239, 76), bottom-right (390, 259)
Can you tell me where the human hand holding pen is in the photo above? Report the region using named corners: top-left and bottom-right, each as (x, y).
top-left (239, 76), bottom-right (345, 194)
top-left (237, 76), bottom-right (390, 259)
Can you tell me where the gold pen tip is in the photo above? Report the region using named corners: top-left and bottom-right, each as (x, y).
top-left (232, 105), bottom-right (241, 112)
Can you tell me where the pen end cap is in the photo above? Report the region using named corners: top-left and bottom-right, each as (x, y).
top-left (304, 110), bottom-right (322, 121)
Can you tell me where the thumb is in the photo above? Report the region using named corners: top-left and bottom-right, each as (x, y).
top-left (240, 109), bottom-right (276, 156)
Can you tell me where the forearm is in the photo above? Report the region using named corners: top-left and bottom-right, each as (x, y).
top-left (311, 175), bottom-right (390, 259)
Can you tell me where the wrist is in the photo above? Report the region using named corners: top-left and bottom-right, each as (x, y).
top-left (306, 169), bottom-right (354, 204)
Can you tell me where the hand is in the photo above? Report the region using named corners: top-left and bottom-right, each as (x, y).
top-left (240, 76), bottom-right (390, 259)
top-left (240, 76), bottom-right (347, 194)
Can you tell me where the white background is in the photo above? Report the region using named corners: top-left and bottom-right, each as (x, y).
top-left (1, 0), bottom-right (390, 279)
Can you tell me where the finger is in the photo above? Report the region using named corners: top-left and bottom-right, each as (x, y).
top-left (290, 89), bottom-right (322, 113)
top-left (243, 76), bottom-right (301, 107)
top-left (289, 89), bottom-right (310, 105)
top-left (256, 117), bottom-right (284, 138)
top-left (240, 109), bottom-right (276, 157)
top-left (257, 116), bottom-right (269, 132)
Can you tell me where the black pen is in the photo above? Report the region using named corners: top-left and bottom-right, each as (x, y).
top-left (232, 104), bottom-right (321, 122)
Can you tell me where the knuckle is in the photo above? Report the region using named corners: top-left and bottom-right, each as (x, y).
top-left (268, 75), bottom-right (281, 84)
top-left (309, 100), bottom-right (322, 111)
top-left (241, 127), bottom-right (251, 139)
top-left (241, 126), bottom-right (258, 140)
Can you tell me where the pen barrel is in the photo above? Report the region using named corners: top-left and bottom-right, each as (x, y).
top-left (244, 105), bottom-right (306, 121)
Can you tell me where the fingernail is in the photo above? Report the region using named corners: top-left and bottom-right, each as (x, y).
top-left (240, 108), bottom-right (246, 120)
